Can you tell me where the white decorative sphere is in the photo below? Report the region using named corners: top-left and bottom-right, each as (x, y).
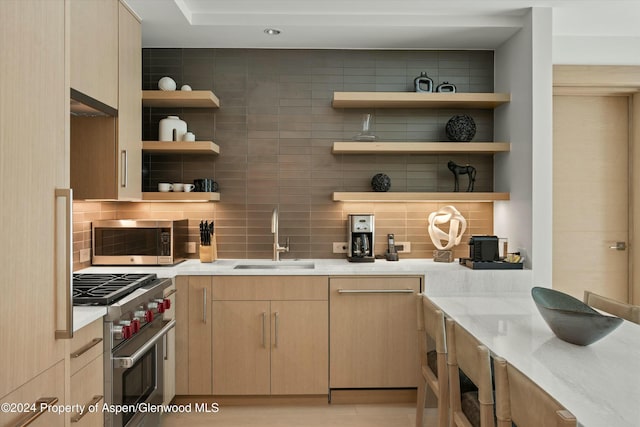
top-left (427, 205), bottom-right (467, 250)
top-left (180, 85), bottom-right (192, 91)
top-left (158, 76), bottom-right (176, 91)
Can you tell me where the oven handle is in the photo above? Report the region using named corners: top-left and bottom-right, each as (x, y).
top-left (113, 319), bottom-right (176, 369)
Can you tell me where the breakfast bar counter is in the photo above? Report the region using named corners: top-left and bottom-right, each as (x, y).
top-left (429, 294), bottom-right (640, 427)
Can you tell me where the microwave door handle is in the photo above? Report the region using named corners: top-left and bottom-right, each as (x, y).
top-left (113, 320), bottom-right (176, 369)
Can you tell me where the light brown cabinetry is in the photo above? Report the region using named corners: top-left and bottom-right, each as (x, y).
top-left (0, 0), bottom-right (68, 411)
top-left (329, 276), bottom-right (421, 388)
top-left (211, 276), bottom-right (329, 396)
top-left (70, 1), bottom-right (141, 200)
top-left (0, 362), bottom-right (65, 427)
top-left (163, 283), bottom-right (177, 404)
top-left (116, 1), bottom-right (142, 200)
top-left (175, 276), bottom-right (213, 395)
top-left (70, 0), bottom-right (118, 108)
top-left (67, 318), bottom-right (104, 426)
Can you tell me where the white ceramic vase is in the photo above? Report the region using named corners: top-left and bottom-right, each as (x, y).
top-left (159, 116), bottom-right (187, 141)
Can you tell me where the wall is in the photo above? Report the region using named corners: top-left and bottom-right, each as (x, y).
top-left (494, 8), bottom-right (552, 284)
top-left (73, 49), bottom-right (499, 269)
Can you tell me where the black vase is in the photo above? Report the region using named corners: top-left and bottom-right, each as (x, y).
top-left (445, 115), bottom-right (476, 142)
top-left (371, 173), bottom-right (391, 192)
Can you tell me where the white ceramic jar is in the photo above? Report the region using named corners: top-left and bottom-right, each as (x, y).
top-left (159, 116), bottom-right (187, 141)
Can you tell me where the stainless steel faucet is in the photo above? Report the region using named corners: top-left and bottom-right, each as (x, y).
top-left (271, 207), bottom-right (289, 261)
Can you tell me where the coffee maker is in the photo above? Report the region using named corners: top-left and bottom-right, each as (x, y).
top-left (347, 214), bottom-right (375, 262)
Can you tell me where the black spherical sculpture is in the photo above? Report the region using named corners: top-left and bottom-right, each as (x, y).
top-left (371, 173), bottom-right (391, 192)
top-left (445, 115), bottom-right (476, 142)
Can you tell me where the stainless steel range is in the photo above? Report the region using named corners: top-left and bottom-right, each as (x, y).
top-left (73, 273), bottom-right (175, 427)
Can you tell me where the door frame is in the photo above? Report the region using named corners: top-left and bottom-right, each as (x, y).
top-left (553, 65), bottom-right (640, 304)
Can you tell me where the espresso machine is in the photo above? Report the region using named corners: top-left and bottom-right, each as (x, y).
top-left (347, 214), bottom-right (375, 262)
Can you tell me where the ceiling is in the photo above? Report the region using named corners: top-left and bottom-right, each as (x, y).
top-left (125, 0), bottom-right (640, 51)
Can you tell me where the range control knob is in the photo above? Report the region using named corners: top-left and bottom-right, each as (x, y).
top-left (131, 318), bottom-right (141, 333)
top-left (163, 298), bottom-right (171, 310)
top-left (134, 310), bottom-right (146, 322)
top-left (113, 324), bottom-right (132, 340)
top-left (113, 325), bottom-right (124, 340)
top-left (145, 310), bottom-right (154, 323)
top-left (153, 299), bottom-right (166, 313)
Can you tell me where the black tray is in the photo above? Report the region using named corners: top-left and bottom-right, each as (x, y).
top-left (459, 258), bottom-right (524, 270)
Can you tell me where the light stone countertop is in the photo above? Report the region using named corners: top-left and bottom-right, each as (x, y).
top-left (429, 294), bottom-right (640, 427)
top-left (73, 258), bottom-right (531, 331)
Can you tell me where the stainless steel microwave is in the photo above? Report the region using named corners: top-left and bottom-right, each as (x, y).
top-left (92, 219), bottom-right (188, 265)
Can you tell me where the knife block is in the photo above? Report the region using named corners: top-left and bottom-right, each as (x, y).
top-left (199, 244), bottom-right (214, 263)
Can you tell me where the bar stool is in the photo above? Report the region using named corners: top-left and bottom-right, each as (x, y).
top-left (494, 356), bottom-right (576, 427)
top-left (446, 318), bottom-right (495, 427)
top-left (584, 290), bottom-right (640, 324)
top-left (416, 295), bottom-right (449, 427)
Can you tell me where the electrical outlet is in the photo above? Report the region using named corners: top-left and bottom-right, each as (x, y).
top-left (396, 241), bottom-right (411, 253)
top-left (333, 242), bottom-right (348, 254)
top-left (186, 242), bottom-right (197, 254)
top-left (80, 248), bottom-right (91, 263)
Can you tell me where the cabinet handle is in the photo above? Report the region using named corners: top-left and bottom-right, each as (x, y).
top-left (12, 396), bottom-right (58, 427)
top-left (164, 288), bottom-right (177, 298)
top-left (121, 150), bottom-right (128, 188)
top-left (70, 338), bottom-right (103, 358)
top-left (70, 395), bottom-right (103, 423)
top-left (202, 288), bottom-right (207, 323)
top-left (262, 312), bottom-right (267, 348)
top-left (55, 188), bottom-right (73, 339)
top-left (274, 311), bottom-right (279, 348)
top-left (338, 289), bottom-right (415, 294)
top-left (163, 333), bottom-right (168, 361)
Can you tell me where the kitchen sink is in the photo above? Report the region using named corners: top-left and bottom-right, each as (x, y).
top-left (233, 262), bottom-right (315, 270)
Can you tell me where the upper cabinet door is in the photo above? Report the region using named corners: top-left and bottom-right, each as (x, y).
top-left (118, 2), bottom-right (142, 200)
top-left (70, 0), bottom-right (118, 109)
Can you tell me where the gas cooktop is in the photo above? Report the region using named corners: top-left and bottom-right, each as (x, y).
top-left (72, 273), bottom-right (158, 305)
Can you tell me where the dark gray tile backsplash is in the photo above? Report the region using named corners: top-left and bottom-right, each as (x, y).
top-left (137, 48), bottom-right (496, 259)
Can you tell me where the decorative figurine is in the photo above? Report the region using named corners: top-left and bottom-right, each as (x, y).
top-left (448, 160), bottom-right (476, 192)
top-left (428, 205), bottom-right (467, 262)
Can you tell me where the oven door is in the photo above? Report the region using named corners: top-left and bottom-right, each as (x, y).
top-left (110, 318), bottom-right (176, 427)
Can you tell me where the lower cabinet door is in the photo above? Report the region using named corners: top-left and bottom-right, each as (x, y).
top-left (270, 300), bottom-right (328, 395)
top-left (70, 355), bottom-right (104, 426)
top-left (329, 277), bottom-right (420, 388)
top-left (0, 360), bottom-right (65, 427)
top-left (212, 301), bottom-right (271, 395)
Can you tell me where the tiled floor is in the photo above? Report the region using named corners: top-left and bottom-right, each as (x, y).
top-left (161, 403), bottom-right (437, 426)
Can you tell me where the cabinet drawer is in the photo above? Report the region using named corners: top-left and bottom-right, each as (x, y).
top-left (0, 360), bottom-right (65, 427)
top-left (213, 276), bottom-right (328, 300)
top-left (70, 354), bottom-right (104, 426)
top-left (70, 318), bottom-right (104, 376)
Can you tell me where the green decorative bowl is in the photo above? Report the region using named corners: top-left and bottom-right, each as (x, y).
top-left (531, 287), bottom-right (623, 346)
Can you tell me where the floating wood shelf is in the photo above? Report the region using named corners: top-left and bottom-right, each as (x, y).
top-left (142, 141), bottom-right (220, 155)
top-left (332, 192), bottom-right (510, 203)
top-left (332, 92), bottom-right (510, 109)
top-left (142, 192), bottom-right (220, 202)
top-left (142, 90), bottom-right (220, 108)
top-left (332, 142), bottom-right (511, 154)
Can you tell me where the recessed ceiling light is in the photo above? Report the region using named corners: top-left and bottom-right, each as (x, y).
top-left (264, 28), bottom-right (281, 36)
